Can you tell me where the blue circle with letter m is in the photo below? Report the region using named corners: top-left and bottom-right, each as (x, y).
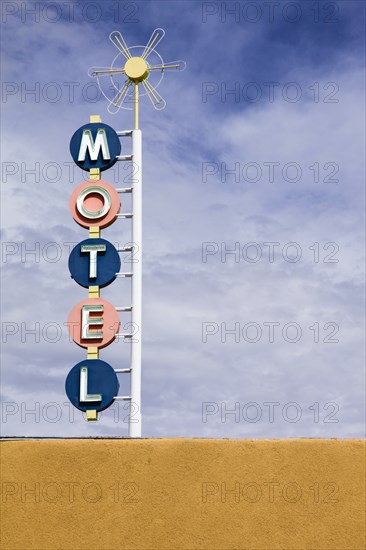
top-left (70, 122), bottom-right (121, 171)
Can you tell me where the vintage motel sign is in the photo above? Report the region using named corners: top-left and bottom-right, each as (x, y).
top-left (66, 28), bottom-right (185, 434)
top-left (65, 116), bottom-right (122, 423)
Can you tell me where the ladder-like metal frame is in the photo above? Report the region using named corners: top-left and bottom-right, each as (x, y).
top-left (112, 128), bottom-right (142, 438)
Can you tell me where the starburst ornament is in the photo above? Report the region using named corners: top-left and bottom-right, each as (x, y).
top-left (89, 28), bottom-right (186, 125)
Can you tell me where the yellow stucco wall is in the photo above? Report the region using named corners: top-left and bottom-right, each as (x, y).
top-left (1, 439), bottom-right (365, 550)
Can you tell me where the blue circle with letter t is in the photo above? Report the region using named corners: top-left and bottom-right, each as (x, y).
top-left (68, 238), bottom-right (121, 288)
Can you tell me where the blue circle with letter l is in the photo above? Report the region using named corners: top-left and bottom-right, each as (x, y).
top-left (68, 238), bottom-right (121, 288)
top-left (69, 122), bottom-right (121, 171)
top-left (65, 359), bottom-right (120, 412)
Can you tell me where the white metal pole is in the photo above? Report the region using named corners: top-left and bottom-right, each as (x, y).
top-left (129, 128), bottom-right (142, 437)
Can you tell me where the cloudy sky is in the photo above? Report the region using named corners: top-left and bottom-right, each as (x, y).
top-left (1, 0), bottom-right (365, 438)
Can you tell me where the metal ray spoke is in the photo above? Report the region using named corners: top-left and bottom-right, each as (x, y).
top-left (148, 60), bottom-right (186, 72)
top-left (88, 66), bottom-right (126, 78)
top-left (142, 28), bottom-right (165, 60)
top-left (109, 31), bottom-right (131, 59)
top-left (142, 80), bottom-right (166, 111)
top-left (108, 80), bottom-right (132, 114)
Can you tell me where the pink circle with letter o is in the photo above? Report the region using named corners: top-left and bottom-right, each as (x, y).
top-left (67, 297), bottom-right (120, 349)
top-left (70, 180), bottom-right (121, 228)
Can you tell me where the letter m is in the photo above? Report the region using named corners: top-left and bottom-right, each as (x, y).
top-left (78, 128), bottom-right (111, 162)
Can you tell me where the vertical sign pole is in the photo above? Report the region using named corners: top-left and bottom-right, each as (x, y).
top-left (130, 83), bottom-right (142, 437)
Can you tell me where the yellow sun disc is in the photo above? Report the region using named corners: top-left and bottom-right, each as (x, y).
top-left (124, 57), bottom-right (148, 82)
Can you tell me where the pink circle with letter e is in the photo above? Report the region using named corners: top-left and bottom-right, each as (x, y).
top-left (67, 298), bottom-right (120, 348)
top-left (70, 180), bottom-right (121, 228)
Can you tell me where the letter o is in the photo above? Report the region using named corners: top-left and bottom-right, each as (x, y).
top-left (70, 180), bottom-right (121, 228)
top-left (242, 482), bottom-right (262, 502)
top-left (76, 186), bottom-right (111, 219)
top-left (242, 402), bottom-right (262, 422)
top-left (42, 402), bottom-right (62, 422)
top-left (242, 2), bottom-right (262, 22)
top-left (282, 482), bottom-right (302, 502)
top-left (282, 2), bottom-right (302, 22)
top-left (82, 482), bottom-right (102, 502)
top-left (282, 402), bottom-right (302, 422)
top-left (242, 322), bottom-right (262, 342)
top-left (242, 82), bottom-right (262, 102)
top-left (42, 482), bottom-right (62, 502)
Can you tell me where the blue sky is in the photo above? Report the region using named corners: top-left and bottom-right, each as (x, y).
top-left (1, 0), bottom-right (365, 437)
